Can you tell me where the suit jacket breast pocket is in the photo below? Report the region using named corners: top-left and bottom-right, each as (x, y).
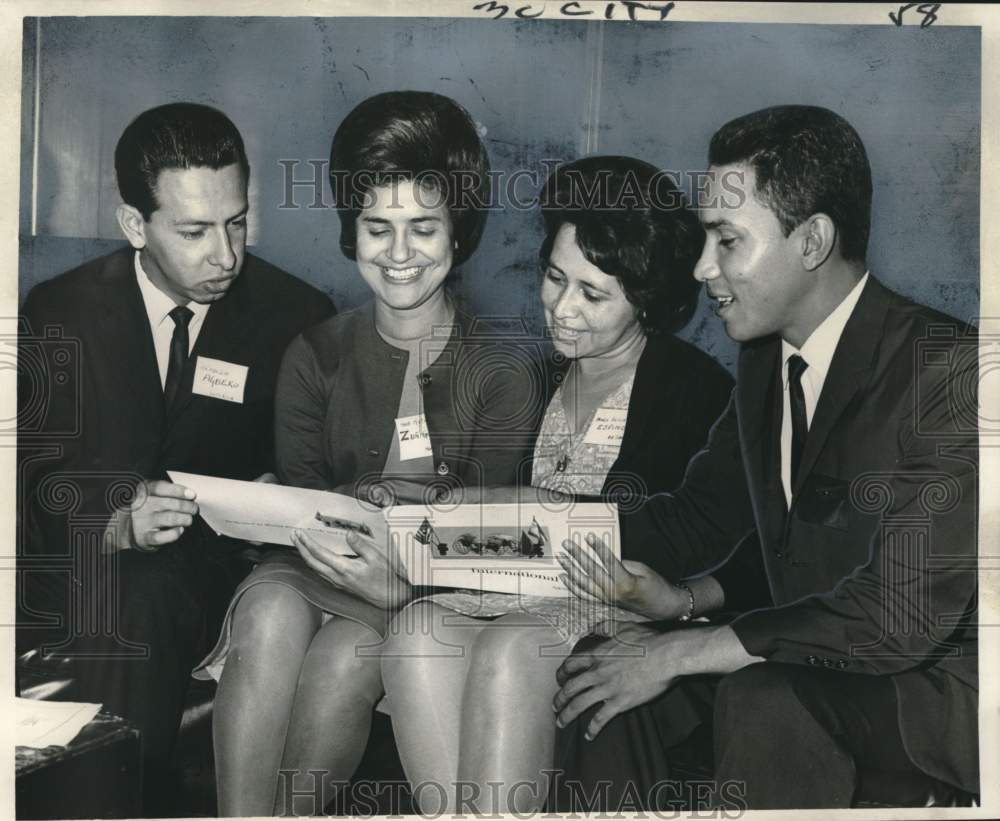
top-left (795, 474), bottom-right (850, 530)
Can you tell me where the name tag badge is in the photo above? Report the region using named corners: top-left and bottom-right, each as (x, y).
top-left (583, 407), bottom-right (628, 448)
top-left (192, 356), bottom-right (248, 404)
top-left (395, 413), bottom-right (434, 461)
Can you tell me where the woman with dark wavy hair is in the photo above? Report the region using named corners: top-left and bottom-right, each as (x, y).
top-left (381, 156), bottom-right (739, 814)
top-left (529, 155), bottom-right (724, 496)
top-left (197, 91), bottom-right (537, 816)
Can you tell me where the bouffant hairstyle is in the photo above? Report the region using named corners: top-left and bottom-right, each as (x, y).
top-left (328, 91), bottom-right (490, 266)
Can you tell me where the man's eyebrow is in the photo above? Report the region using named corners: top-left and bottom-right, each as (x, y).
top-left (173, 207), bottom-right (248, 227)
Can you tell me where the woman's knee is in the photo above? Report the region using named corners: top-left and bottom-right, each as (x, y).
top-left (297, 618), bottom-right (384, 705)
top-left (228, 583), bottom-right (321, 655)
top-left (467, 615), bottom-right (569, 683)
top-left (382, 603), bottom-right (460, 676)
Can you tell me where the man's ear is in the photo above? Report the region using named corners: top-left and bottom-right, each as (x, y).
top-left (116, 204), bottom-right (147, 250)
top-left (801, 213), bottom-right (836, 271)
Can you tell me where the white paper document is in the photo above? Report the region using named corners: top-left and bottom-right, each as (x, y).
top-left (167, 471), bottom-right (388, 555)
top-left (14, 698), bottom-right (102, 748)
top-left (167, 473), bottom-right (618, 597)
top-left (389, 501), bottom-right (620, 597)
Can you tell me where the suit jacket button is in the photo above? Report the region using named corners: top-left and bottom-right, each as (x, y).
top-left (821, 657), bottom-right (833, 667)
top-left (805, 655), bottom-right (819, 665)
top-left (368, 449), bottom-right (379, 457)
top-left (836, 659), bottom-right (848, 669)
top-left (419, 373), bottom-right (432, 387)
top-left (774, 550), bottom-right (784, 559)
top-left (436, 461), bottom-right (450, 476)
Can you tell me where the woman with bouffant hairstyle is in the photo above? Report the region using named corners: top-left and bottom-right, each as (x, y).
top-left (329, 90), bottom-right (490, 265)
top-left (198, 90), bottom-right (537, 816)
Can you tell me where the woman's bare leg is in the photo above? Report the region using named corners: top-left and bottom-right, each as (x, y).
top-left (275, 617), bottom-right (385, 816)
top-left (213, 584), bottom-right (322, 816)
top-left (381, 602), bottom-right (489, 814)
top-left (457, 613), bottom-right (573, 813)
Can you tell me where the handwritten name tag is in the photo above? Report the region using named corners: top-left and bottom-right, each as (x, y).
top-left (583, 407), bottom-right (628, 448)
top-left (395, 413), bottom-right (433, 461)
top-left (192, 356), bottom-right (248, 404)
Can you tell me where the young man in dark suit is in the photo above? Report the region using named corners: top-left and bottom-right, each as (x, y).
top-left (17, 102), bottom-right (334, 813)
top-left (553, 105), bottom-right (978, 809)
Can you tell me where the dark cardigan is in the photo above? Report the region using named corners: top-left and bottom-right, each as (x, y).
top-left (538, 332), bottom-right (733, 502)
top-left (539, 332), bottom-right (770, 610)
top-left (276, 301), bottom-right (544, 493)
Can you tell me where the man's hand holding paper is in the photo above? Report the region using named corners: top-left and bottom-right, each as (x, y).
top-left (128, 479), bottom-right (199, 551)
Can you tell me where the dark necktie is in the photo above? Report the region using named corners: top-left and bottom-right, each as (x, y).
top-left (164, 305), bottom-right (193, 409)
top-left (787, 354), bottom-right (809, 489)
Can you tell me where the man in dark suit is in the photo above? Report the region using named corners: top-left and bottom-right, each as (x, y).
top-left (553, 105), bottom-right (978, 809)
top-left (17, 102), bottom-right (334, 813)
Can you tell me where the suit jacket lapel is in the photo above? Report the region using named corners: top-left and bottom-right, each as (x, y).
top-left (92, 249), bottom-right (165, 428)
top-left (736, 337), bottom-right (786, 547)
top-left (792, 276), bottom-right (890, 498)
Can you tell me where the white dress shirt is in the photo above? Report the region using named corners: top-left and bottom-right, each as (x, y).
top-left (134, 251), bottom-right (210, 389)
top-left (780, 273), bottom-right (869, 507)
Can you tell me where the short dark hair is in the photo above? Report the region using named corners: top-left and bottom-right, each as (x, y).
top-left (708, 105), bottom-right (872, 262)
top-left (328, 91), bottom-right (490, 266)
top-left (538, 155), bottom-right (703, 335)
top-left (114, 102), bottom-right (249, 220)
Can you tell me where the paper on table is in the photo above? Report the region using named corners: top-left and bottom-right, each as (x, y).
top-left (14, 698), bottom-right (102, 748)
top-left (167, 471), bottom-right (388, 555)
top-left (389, 501), bottom-right (620, 598)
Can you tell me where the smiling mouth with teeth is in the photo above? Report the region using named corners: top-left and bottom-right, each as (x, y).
top-left (553, 325), bottom-right (582, 337)
top-left (713, 295), bottom-right (735, 309)
top-left (381, 266), bottom-right (424, 282)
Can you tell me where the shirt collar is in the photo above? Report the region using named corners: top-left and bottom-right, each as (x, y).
top-left (134, 250), bottom-right (210, 328)
top-left (781, 272), bottom-right (869, 385)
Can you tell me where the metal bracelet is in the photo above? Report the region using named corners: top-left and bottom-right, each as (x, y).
top-left (677, 582), bottom-right (696, 622)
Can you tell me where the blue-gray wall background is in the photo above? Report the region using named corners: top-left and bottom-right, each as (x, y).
top-left (19, 17), bottom-right (981, 372)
